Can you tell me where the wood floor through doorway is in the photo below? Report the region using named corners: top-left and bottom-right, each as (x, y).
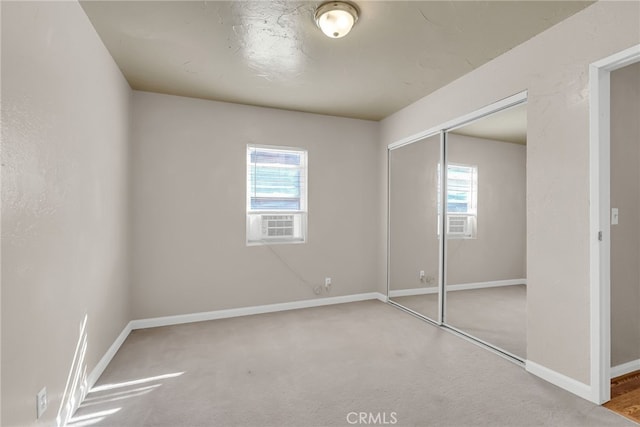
top-left (604, 370), bottom-right (640, 424)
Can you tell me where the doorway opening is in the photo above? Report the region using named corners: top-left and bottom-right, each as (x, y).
top-left (589, 44), bottom-right (640, 405)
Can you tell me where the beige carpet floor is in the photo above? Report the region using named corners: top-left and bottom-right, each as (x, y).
top-left (391, 285), bottom-right (526, 358)
top-left (70, 300), bottom-right (632, 427)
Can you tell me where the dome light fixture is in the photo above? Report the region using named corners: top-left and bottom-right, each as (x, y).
top-left (314, 1), bottom-right (359, 39)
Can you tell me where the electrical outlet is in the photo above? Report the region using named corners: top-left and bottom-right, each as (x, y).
top-left (36, 387), bottom-right (48, 419)
top-left (419, 270), bottom-right (425, 282)
top-left (324, 277), bottom-right (332, 291)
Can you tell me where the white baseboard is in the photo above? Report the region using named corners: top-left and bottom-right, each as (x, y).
top-left (448, 278), bottom-right (526, 292)
top-left (611, 359), bottom-right (640, 378)
top-left (389, 278), bottom-right (526, 298)
top-left (389, 287), bottom-right (438, 297)
top-left (131, 292), bottom-right (387, 330)
top-left (86, 321), bottom-right (133, 391)
top-left (81, 291), bottom-right (385, 418)
top-left (68, 321), bottom-right (133, 426)
top-left (526, 360), bottom-right (593, 402)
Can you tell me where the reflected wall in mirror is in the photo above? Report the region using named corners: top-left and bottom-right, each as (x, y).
top-left (444, 103), bottom-right (527, 359)
top-left (388, 133), bottom-right (441, 322)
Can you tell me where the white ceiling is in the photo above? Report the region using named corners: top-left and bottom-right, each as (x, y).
top-left (80, 1), bottom-right (593, 121)
top-left (452, 103), bottom-right (527, 144)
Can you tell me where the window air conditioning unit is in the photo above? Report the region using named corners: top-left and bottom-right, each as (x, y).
top-left (447, 215), bottom-right (474, 237)
top-left (261, 215), bottom-right (295, 239)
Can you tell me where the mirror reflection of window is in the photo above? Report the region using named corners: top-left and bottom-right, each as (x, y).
top-left (437, 163), bottom-right (478, 239)
top-left (444, 102), bottom-right (527, 361)
top-left (387, 98), bottom-right (527, 362)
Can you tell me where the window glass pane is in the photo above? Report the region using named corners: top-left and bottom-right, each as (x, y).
top-left (447, 201), bottom-right (468, 213)
top-left (437, 162), bottom-right (478, 238)
top-left (250, 151), bottom-right (301, 166)
top-left (248, 147), bottom-right (303, 211)
top-left (250, 166), bottom-right (300, 198)
top-left (247, 145), bottom-right (307, 245)
top-left (250, 198), bottom-right (300, 210)
top-left (446, 165), bottom-right (474, 214)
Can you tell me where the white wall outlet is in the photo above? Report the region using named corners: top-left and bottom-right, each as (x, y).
top-left (36, 387), bottom-right (48, 419)
top-left (419, 270), bottom-right (425, 281)
top-left (324, 277), bottom-right (332, 291)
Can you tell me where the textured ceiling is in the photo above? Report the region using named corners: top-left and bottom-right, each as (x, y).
top-left (452, 103), bottom-right (527, 145)
top-left (80, 1), bottom-right (594, 121)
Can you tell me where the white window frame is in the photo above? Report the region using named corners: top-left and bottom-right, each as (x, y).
top-left (246, 144), bottom-right (308, 245)
top-left (438, 162), bottom-right (478, 239)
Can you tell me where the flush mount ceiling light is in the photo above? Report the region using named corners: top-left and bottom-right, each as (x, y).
top-left (314, 2), bottom-right (359, 39)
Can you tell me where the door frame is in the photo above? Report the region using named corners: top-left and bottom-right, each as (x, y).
top-left (589, 43), bottom-right (640, 404)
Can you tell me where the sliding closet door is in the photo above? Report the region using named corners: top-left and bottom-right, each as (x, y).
top-left (388, 134), bottom-right (442, 322)
top-left (444, 104), bottom-right (527, 359)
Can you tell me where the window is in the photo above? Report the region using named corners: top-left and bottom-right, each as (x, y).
top-left (438, 163), bottom-right (478, 239)
top-left (246, 145), bottom-right (307, 244)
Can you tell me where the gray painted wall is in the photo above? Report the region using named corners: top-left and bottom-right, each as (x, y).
top-left (610, 62), bottom-right (640, 368)
top-left (389, 134), bottom-right (440, 293)
top-left (446, 134), bottom-right (526, 285)
top-left (130, 91), bottom-right (381, 319)
top-left (2, 2), bottom-right (132, 425)
top-left (2, 3), bottom-right (639, 424)
top-left (389, 134), bottom-right (526, 292)
top-left (380, 1), bottom-right (640, 384)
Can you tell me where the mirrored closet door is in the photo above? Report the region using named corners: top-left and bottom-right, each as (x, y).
top-left (388, 133), bottom-right (442, 323)
top-left (444, 104), bottom-right (527, 360)
top-left (387, 96), bottom-right (528, 362)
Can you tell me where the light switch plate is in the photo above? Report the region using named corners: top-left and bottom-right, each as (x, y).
top-left (612, 208), bottom-right (619, 225)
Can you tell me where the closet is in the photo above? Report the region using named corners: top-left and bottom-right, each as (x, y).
top-left (388, 96), bottom-right (527, 361)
